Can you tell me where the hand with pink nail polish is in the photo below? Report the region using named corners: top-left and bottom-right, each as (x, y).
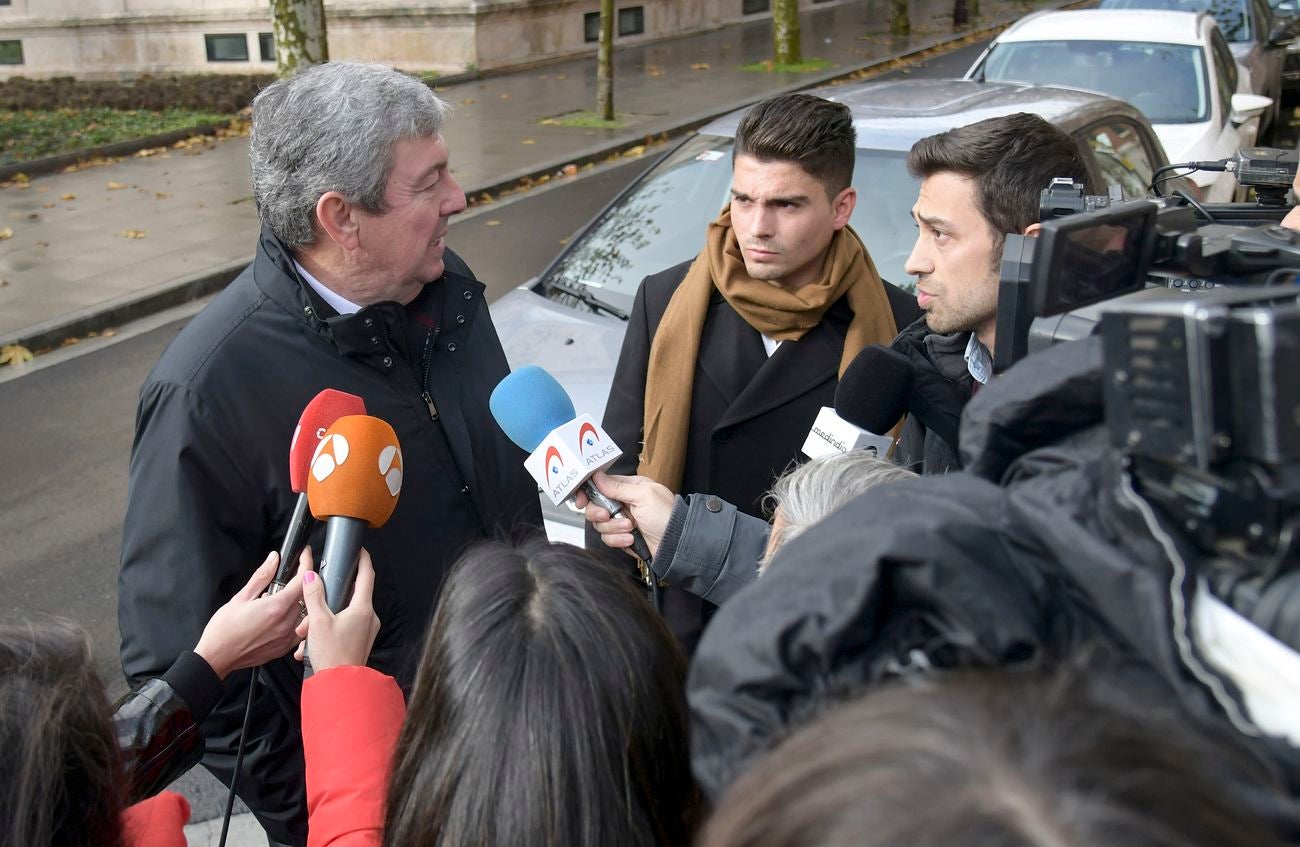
top-left (292, 547), bottom-right (381, 671)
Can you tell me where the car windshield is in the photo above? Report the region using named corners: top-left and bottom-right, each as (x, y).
top-left (981, 40), bottom-right (1209, 123)
top-left (544, 134), bottom-right (921, 311)
top-left (1099, 0), bottom-right (1250, 42)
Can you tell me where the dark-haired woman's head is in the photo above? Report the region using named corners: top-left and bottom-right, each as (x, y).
top-left (703, 660), bottom-right (1289, 847)
top-left (384, 539), bottom-right (696, 847)
top-left (0, 619), bottom-right (125, 847)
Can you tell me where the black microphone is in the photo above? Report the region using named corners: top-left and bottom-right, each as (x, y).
top-left (834, 344), bottom-right (915, 435)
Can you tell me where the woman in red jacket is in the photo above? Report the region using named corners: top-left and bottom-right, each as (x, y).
top-left (299, 539), bottom-right (698, 847)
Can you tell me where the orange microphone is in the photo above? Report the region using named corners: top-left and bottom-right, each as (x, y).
top-left (306, 415), bottom-right (403, 613)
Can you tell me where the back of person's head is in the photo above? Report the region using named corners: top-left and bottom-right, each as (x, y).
top-left (734, 93), bottom-right (856, 198)
top-left (250, 61), bottom-right (448, 248)
top-left (383, 539), bottom-right (696, 847)
top-left (907, 113), bottom-right (1089, 245)
top-left (762, 452), bottom-right (917, 571)
top-left (702, 660), bottom-right (1288, 847)
top-left (0, 620), bottom-right (124, 847)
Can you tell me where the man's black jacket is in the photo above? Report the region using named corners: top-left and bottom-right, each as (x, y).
top-left (688, 337), bottom-right (1300, 835)
top-left (118, 230), bottom-right (540, 844)
top-left (891, 315), bottom-right (976, 475)
top-left (595, 258), bottom-right (920, 650)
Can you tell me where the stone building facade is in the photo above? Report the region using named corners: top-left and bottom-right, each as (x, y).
top-left (0, 0), bottom-right (835, 79)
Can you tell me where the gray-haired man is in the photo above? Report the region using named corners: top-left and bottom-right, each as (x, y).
top-left (118, 62), bottom-right (540, 844)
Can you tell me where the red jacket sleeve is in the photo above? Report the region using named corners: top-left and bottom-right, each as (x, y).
top-left (122, 790), bottom-right (190, 847)
top-left (303, 665), bottom-right (406, 847)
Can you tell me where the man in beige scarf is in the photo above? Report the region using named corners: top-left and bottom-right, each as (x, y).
top-left (589, 92), bottom-right (921, 651)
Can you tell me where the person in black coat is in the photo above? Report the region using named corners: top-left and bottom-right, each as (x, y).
top-left (593, 94), bottom-right (920, 651)
top-left (117, 62), bottom-right (541, 846)
top-left (890, 113), bottom-right (1092, 474)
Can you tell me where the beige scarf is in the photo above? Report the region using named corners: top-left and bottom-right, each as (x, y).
top-left (638, 208), bottom-right (899, 491)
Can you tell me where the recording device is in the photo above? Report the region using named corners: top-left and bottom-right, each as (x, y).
top-left (808, 344), bottom-right (915, 459)
top-left (991, 171), bottom-right (1300, 649)
top-left (993, 168), bottom-right (1300, 374)
top-left (490, 366), bottom-right (661, 605)
top-left (306, 415), bottom-right (404, 613)
top-left (270, 389), bottom-right (368, 594)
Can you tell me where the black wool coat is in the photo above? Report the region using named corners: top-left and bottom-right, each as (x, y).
top-left (593, 258), bottom-right (920, 649)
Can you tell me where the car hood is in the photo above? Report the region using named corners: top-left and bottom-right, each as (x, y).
top-left (1152, 121), bottom-right (1225, 185)
top-left (490, 287), bottom-right (628, 421)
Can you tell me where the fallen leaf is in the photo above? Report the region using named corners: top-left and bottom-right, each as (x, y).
top-left (106, 181), bottom-right (128, 190)
top-left (521, 138), bottom-right (536, 145)
top-left (61, 337), bottom-right (80, 347)
top-left (485, 219), bottom-right (502, 226)
top-left (623, 145), bottom-right (647, 158)
top-left (562, 164), bottom-right (579, 177)
top-left (41, 202), bottom-right (55, 209)
top-left (555, 74), bottom-right (567, 80)
top-left (0, 227), bottom-right (12, 240)
top-left (461, 98), bottom-right (477, 105)
top-left (60, 193), bottom-right (76, 200)
top-left (500, 93), bottom-right (511, 100)
top-left (155, 192), bottom-right (171, 199)
top-left (559, 238), bottom-right (569, 246)
top-left (102, 329), bottom-right (117, 338)
top-left (12, 173), bottom-right (28, 185)
top-left (119, 229), bottom-right (148, 239)
top-left (478, 192), bottom-right (494, 204)
top-left (646, 65), bottom-right (665, 76)
top-left (691, 63), bottom-right (711, 70)
top-left (0, 344), bottom-right (34, 365)
top-left (26, 212), bottom-right (39, 220)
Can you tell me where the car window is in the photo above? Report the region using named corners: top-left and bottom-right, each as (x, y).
top-left (1210, 27), bottom-right (1237, 115)
top-left (1099, 0), bottom-right (1250, 41)
top-left (1079, 120), bottom-right (1159, 197)
top-left (545, 137), bottom-right (923, 301)
top-left (981, 40), bottom-right (1209, 123)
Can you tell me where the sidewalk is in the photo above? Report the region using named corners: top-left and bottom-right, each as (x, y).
top-left (0, 0), bottom-right (1055, 353)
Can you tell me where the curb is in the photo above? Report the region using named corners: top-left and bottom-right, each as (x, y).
top-left (1, 0), bottom-right (1075, 353)
top-left (0, 120), bottom-right (239, 183)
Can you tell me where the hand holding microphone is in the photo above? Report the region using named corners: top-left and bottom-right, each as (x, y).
top-left (574, 472), bottom-right (675, 558)
top-left (192, 551), bottom-right (307, 680)
top-left (292, 547), bottom-right (381, 672)
top-left (489, 366), bottom-right (655, 565)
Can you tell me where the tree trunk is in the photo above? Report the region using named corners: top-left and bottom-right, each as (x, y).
top-left (953, 0), bottom-right (969, 26)
top-left (271, 0), bottom-right (328, 78)
top-left (772, 0), bottom-right (802, 65)
top-left (597, 0), bottom-right (615, 121)
top-left (891, 0), bottom-right (911, 36)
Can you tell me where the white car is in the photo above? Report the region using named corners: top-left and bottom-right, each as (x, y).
top-left (966, 9), bottom-right (1274, 201)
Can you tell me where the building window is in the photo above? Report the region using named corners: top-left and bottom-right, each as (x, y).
top-left (584, 11), bottom-right (600, 43)
top-left (259, 32), bottom-right (275, 62)
top-left (0, 40), bottom-right (21, 64)
top-left (618, 6), bottom-right (645, 36)
top-left (205, 33), bottom-right (249, 62)
top-left (742, 0), bottom-right (770, 13)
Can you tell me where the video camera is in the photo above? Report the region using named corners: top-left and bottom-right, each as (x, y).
top-left (990, 148), bottom-right (1300, 635)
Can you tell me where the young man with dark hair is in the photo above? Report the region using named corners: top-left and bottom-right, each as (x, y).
top-left (593, 92), bottom-right (921, 650)
top-left (894, 112), bottom-right (1089, 473)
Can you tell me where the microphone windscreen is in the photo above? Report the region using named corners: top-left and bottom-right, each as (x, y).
top-left (290, 390), bottom-right (368, 493)
top-left (835, 345), bottom-right (915, 435)
top-left (306, 415), bottom-right (403, 527)
top-left (489, 366), bottom-right (578, 452)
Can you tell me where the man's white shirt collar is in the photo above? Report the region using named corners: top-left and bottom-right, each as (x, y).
top-left (964, 333), bottom-right (992, 385)
top-left (294, 260), bottom-right (361, 316)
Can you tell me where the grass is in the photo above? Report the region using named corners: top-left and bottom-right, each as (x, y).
top-left (741, 57), bottom-right (832, 73)
top-left (0, 107), bottom-right (233, 166)
top-left (539, 110), bottom-right (627, 129)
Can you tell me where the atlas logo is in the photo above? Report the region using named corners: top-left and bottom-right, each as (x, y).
top-left (545, 446), bottom-right (565, 483)
top-left (578, 422), bottom-right (600, 456)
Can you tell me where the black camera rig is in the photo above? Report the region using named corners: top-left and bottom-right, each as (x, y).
top-left (989, 150), bottom-right (1300, 620)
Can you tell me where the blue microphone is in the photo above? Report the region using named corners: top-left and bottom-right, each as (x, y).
top-left (491, 366), bottom-right (657, 568)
